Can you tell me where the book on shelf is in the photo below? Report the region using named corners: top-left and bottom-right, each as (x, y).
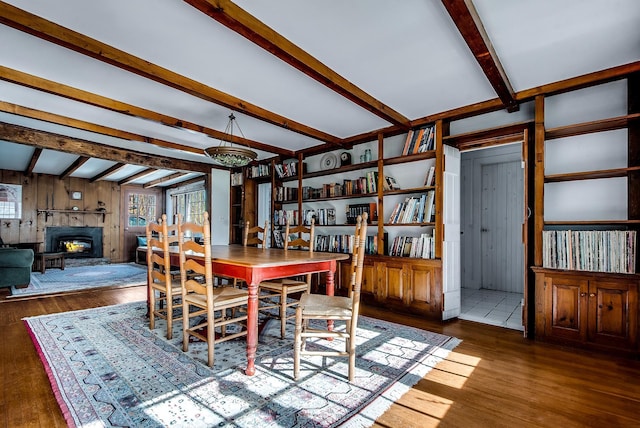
top-left (402, 125), bottom-right (435, 156)
top-left (272, 230), bottom-right (285, 249)
top-left (542, 229), bottom-right (636, 274)
top-left (417, 126), bottom-right (435, 153)
top-left (230, 172), bottom-right (243, 186)
top-left (423, 166), bottom-right (435, 186)
top-left (402, 130), bottom-right (414, 156)
top-left (388, 233), bottom-right (435, 259)
top-left (387, 193), bottom-right (434, 224)
top-left (247, 163), bottom-right (270, 178)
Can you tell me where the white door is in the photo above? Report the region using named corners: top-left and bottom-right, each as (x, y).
top-left (442, 145), bottom-right (461, 320)
top-left (480, 160), bottom-right (524, 292)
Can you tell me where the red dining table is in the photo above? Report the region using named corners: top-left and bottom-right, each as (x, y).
top-left (159, 244), bottom-right (349, 376)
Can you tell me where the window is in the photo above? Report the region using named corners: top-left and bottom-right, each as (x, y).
top-left (172, 189), bottom-right (206, 225)
top-left (0, 184), bottom-right (22, 219)
top-left (128, 194), bottom-right (156, 227)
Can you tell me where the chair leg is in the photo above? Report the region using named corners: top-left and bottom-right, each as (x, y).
top-left (166, 295), bottom-right (173, 340)
top-left (207, 305), bottom-right (215, 367)
top-left (149, 288), bottom-right (156, 330)
top-left (280, 287), bottom-right (288, 339)
top-left (348, 322), bottom-right (356, 382)
top-left (294, 306), bottom-right (302, 380)
top-left (182, 302), bottom-right (189, 353)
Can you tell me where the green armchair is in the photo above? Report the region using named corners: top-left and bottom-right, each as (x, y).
top-left (0, 247), bottom-right (34, 288)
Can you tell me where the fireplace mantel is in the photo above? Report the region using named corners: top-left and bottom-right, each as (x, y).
top-left (37, 209), bottom-right (110, 222)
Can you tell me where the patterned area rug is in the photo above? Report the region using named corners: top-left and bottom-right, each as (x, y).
top-left (10, 263), bottom-right (148, 297)
top-left (25, 301), bottom-right (460, 427)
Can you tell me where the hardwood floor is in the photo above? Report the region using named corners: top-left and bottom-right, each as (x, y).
top-left (1, 286), bottom-right (639, 427)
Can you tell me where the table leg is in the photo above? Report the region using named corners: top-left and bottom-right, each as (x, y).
top-left (326, 270), bottom-right (335, 333)
top-left (245, 281), bottom-right (258, 376)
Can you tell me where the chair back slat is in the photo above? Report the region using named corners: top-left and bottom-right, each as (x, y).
top-left (244, 220), bottom-right (268, 249)
top-left (146, 214), bottom-right (177, 285)
top-left (284, 218), bottom-right (315, 252)
top-left (177, 213), bottom-right (213, 297)
top-left (348, 212), bottom-right (368, 303)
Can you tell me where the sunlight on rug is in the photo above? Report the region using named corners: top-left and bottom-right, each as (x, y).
top-left (24, 301), bottom-right (460, 427)
top-left (10, 263), bottom-right (147, 297)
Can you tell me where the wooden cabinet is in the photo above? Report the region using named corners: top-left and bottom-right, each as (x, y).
top-left (533, 267), bottom-right (639, 354)
top-left (339, 254), bottom-right (442, 318)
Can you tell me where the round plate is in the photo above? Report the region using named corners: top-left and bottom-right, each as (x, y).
top-left (320, 152), bottom-right (338, 170)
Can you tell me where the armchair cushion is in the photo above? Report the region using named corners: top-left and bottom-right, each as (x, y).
top-left (0, 248), bottom-right (34, 288)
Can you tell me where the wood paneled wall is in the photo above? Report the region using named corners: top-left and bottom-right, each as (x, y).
top-left (0, 170), bottom-right (125, 262)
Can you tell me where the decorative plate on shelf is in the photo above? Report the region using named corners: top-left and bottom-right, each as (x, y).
top-left (320, 152), bottom-right (338, 170)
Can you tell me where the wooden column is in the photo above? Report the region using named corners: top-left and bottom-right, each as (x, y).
top-left (534, 95), bottom-right (545, 267)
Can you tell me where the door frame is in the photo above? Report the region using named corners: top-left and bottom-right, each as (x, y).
top-left (448, 124), bottom-right (532, 336)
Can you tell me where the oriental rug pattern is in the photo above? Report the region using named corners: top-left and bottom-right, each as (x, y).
top-left (10, 263), bottom-right (147, 297)
top-left (25, 301), bottom-right (460, 427)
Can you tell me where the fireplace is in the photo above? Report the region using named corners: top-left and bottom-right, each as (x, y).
top-left (45, 227), bottom-right (103, 258)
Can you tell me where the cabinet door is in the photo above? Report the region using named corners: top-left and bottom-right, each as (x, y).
top-left (545, 275), bottom-right (589, 342)
top-left (337, 258), bottom-right (376, 298)
top-left (406, 263), bottom-right (442, 315)
top-left (588, 280), bottom-right (638, 349)
top-left (379, 261), bottom-right (406, 304)
top-left (361, 261), bottom-right (377, 297)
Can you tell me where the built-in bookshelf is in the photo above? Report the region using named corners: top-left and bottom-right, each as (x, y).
top-left (539, 79), bottom-right (639, 274)
top-left (246, 122), bottom-right (444, 318)
top-left (267, 125), bottom-right (439, 258)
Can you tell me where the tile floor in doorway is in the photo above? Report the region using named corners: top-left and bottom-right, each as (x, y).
top-left (460, 288), bottom-right (524, 331)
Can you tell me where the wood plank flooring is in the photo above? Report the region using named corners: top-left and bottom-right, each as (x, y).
top-left (1, 286), bottom-right (639, 427)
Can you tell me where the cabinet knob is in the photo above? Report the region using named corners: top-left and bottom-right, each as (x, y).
top-left (589, 293), bottom-right (596, 298)
top-left (580, 292), bottom-right (587, 297)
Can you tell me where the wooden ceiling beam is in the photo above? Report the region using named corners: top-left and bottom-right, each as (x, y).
top-left (89, 162), bottom-right (127, 182)
top-left (185, 0), bottom-right (411, 129)
top-left (0, 67), bottom-right (294, 157)
top-left (0, 2), bottom-right (341, 145)
top-left (59, 156), bottom-right (90, 180)
top-left (24, 147), bottom-right (42, 175)
top-left (0, 100), bottom-right (208, 156)
top-left (441, 0), bottom-right (518, 112)
top-left (118, 168), bottom-right (157, 186)
top-left (167, 175), bottom-right (206, 189)
top-left (143, 172), bottom-right (193, 188)
top-left (516, 61), bottom-right (640, 101)
top-left (0, 122), bottom-right (213, 173)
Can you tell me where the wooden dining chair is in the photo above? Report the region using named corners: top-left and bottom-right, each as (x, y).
top-left (294, 212), bottom-right (367, 382)
top-left (258, 218), bottom-right (315, 339)
top-left (243, 220), bottom-right (269, 249)
top-left (146, 214), bottom-right (182, 340)
top-left (223, 220), bottom-right (270, 290)
top-left (178, 212), bottom-right (249, 367)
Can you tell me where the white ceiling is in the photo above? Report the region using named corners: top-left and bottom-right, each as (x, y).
top-left (0, 0), bottom-right (638, 185)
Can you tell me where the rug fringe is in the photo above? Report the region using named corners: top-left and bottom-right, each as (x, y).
top-left (23, 319), bottom-right (78, 428)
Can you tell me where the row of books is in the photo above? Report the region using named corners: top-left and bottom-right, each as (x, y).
top-left (230, 172), bottom-right (243, 186)
top-left (423, 166), bottom-right (436, 187)
top-left (402, 125), bottom-right (435, 156)
top-left (346, 203), bottom-right (378, 224)
top-left (273, 209), bottom-right (297, 226)
top-left (274, 160), bottom-right (301, 178)
top-left (304, 208), bottom-right (336, 225)
top-left (542, 230), bottom-right (637, 274)
top-left (388, 233), bottom-right (435, 259)
top-left (274, 186), bottom-right (298, 202)
top-left (314, 234), bottom-right (378, 255)
top-left (387, 191), bottom-right (435, 224)
top-left (246, 163), bottom-right (270, 178)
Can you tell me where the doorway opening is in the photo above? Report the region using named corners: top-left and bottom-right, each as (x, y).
top-left (459, 143), bottom-right (525, 331)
